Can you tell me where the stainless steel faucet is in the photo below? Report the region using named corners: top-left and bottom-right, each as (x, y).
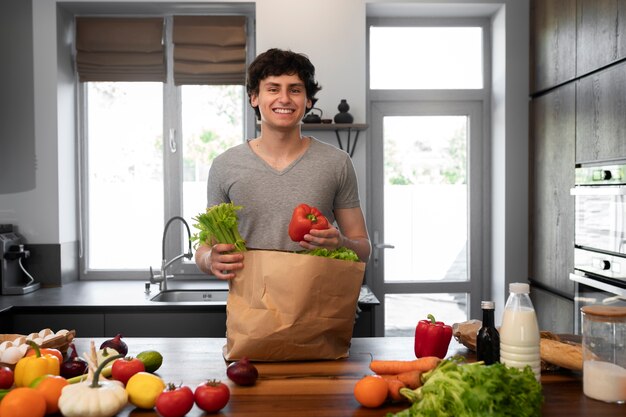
top-left (149, 216), bottom-right (193, 291)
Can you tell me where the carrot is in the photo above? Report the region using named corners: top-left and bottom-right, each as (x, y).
top-left (379, 370), bottom-right (423, 390)
top-left (395, 370), bottom-right (422, 389)
top-left (385, 378), bottom-right (407, 402)
top-left (369, 356), bottom-right (441, 375)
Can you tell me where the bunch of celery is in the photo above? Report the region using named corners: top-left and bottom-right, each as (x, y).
top-left (191, 202), bottom-right (246, 252)
top-left (389, 357), bottom-right (543, 417)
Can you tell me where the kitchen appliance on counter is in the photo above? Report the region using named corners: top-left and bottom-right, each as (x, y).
top-left (0, 225), bottom-right (40, 295)
top-left (570, 162), bottom-right (626, 331)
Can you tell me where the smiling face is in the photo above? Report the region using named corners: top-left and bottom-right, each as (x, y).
top-left (250, 74), bottom-right (313, 129)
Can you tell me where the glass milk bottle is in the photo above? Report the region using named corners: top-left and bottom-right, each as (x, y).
top-left (499, 283), bottom-right (541, 381)
top-left (581, 305), bottom-right (626, 403)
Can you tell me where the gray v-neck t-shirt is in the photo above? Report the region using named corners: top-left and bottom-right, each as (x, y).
top-left (206, 137), bottom-right (361, 252)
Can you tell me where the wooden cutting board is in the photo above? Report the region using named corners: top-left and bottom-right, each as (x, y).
top-left (230, 352), bottom-right (373, 396)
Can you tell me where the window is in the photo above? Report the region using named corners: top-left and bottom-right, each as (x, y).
top-left (369, 26), bottom-right (483, 89)
top-left (367, 18), bottom-right (490, 336)
top-left (78, 12), bottom-right (254, 279)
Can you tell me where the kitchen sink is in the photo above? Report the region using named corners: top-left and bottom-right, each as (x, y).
top-left (150, 289), bottom-right (229, 303)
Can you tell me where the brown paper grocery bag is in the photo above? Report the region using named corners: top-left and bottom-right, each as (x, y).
top-left (224, 249), bottom-right (366, 361)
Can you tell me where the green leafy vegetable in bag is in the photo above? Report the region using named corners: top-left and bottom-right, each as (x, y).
top-left (304, 247), bottom-right (360, 262)
top-left (191, 202), bottom-right (246, 252)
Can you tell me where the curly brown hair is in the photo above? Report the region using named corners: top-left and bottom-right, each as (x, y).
top-left (246, 48), bottom-right (322, 119)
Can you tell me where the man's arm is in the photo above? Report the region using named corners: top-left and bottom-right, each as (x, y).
top-left (334, 207), bottom-right (371, 262)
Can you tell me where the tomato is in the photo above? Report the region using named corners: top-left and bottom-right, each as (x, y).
top-left (0, 387), bottom-right (46, 417)
top-left (25, 347), bottom-right (63, 364)
top-left (155, 384), bottom-right (194, 417)
top-left (194, 380), bottom-right (230, 413)
top-left (0, 367), bottom-right (14, 389)
top-left (30, 374), bottom-right (69, 415)
top-left (111, 357), bottom-right (145, 386)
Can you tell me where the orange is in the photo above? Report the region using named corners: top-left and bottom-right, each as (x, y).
top-left (0, 387), bottom-right (46, 417)
top-left (32, 374), bottom-right (69, 414)
top-left (353, 375), bottom-right (388, 408)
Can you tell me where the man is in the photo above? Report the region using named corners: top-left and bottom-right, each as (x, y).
top-left (195, 48), bottom-right (370, 279)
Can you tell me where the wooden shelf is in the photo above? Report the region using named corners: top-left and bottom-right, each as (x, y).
top-left (300, 123), bottom-right (368, 131)
top-left (255, 123), bottom-right (368, 157)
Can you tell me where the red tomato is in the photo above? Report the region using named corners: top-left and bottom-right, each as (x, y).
top-left (155, 384), bottom-right (194, 417)
top-left (194, 380), bottom-right (230, 413)
top-left (0, 366), bottom-right (14, 389)
top-left (111, 357), bottom-right (145, 386)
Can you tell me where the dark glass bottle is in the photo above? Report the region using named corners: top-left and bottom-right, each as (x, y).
top-left (476, 300), bottom-right (500, 365)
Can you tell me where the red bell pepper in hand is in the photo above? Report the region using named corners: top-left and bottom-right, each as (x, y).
top-left (414, 314), bottom-right (453, 359)
top-left (288, 203), bottom-right (330, 242)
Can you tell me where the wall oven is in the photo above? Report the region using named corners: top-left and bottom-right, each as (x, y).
top-left (570, 162), bottom-right (626, 331)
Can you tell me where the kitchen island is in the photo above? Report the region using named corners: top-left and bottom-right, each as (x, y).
top-left (69, 337), bottom-right (620, 417)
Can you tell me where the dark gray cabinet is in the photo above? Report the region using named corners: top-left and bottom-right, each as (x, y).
top-left (105, 311), bottom-right (227, 338)
top-left (0, 0), bottom-right (36, 193)
top-left (530, 84), bottom-right (576, 297)
top-left (576, 0), bottom-right (626, 76)
top-left (2, 304), bottom-right (376, 338)
top-left (530, 0), bottom-right (576, 93)
top-left (576, 64), bottom-right (626, 163)
top-left (7, 311), bottom-right (105, 337)
top-left (530, 287), bottom-right (574, 333)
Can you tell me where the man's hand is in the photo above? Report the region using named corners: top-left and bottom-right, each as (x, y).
top-left (196, 243), bottom-right (244, 280)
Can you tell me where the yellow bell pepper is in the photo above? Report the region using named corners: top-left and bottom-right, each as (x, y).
top-left (14, 341), bottom-right (60, 387)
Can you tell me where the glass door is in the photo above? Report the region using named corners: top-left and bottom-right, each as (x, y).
top-left (369, 101), bottom-right (484, 336)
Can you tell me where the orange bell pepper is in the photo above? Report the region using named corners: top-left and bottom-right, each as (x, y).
top-left (14, 342), bottom-right (60, 387)
top-left (25, 347), bottom-right (63, 364)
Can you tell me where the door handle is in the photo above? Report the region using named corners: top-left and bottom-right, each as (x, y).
top-left (374, 243), bottom-right (395, 249)
top-left (169, 128), bottom-right (177, 153)
top-left (373, 231), bottom-right (394, 267)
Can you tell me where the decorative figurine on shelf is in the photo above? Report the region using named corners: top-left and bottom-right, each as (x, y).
top-left (333, 99), bottom-right (354, 124)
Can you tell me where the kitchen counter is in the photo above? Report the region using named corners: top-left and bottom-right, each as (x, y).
top-left (0, 280), bottom-right (229, 312)
top-left (67, 336), bottom-right (621, 417)
top-left (0, 280), bottom-right (378, 310)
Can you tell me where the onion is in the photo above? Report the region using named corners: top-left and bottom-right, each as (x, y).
top-left (99, 333), bottom-right (128, 356)
top-left (226, 356), bottom-right (259, 386)
top-left (60, 342), bottom-right (88, 379)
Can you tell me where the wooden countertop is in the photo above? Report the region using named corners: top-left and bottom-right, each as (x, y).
top-left (70, 337), bottom-right (622, 417)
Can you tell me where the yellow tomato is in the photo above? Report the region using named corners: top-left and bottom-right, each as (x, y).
top-left (125, 371), bottom-right (165, 409)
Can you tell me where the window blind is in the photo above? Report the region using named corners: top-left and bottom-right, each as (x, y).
top-left (172, 16), bottom-right (247, 85)
top-left (75, 17), bottom-right (166, 82)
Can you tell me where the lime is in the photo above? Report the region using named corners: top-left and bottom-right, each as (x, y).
top-left (136, 350), bottom-right (163, 373)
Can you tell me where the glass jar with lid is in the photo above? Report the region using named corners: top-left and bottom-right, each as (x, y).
top-left (581, 305), bottom-right (626, 403)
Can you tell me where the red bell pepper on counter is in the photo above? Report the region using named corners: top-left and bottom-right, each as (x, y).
top-left (288, 203), bottom-right (330, 242)
top-left (414, 314), bottom-right (453, 359)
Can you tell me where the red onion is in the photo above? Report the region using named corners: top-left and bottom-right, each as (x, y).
top-left (60, 343), bottom-right (88, 379)
top-left (226, 357), bottom-right (258, 386)
top-left (99, 333), bottom-right (128, 356)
